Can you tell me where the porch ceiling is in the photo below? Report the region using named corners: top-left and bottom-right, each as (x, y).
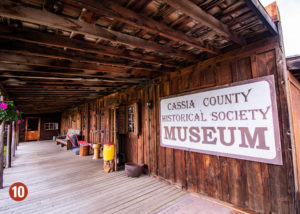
top-left (0, 0), bottom-right (276, 114)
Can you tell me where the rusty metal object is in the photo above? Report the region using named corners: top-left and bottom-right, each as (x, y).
top-left (125, 162), bottom-right (144, 177)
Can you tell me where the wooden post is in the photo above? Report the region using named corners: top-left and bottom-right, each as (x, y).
top-left (0, 120), bottom-right (5, 189)
top-left (6, 123), bottom-right (11, 168)
top-left (16, 124), bottom-right (19, 148)
top-left (11, 121), bottom-right (16, 157)
top-left (0, 94), bottom-right (4, 189)
top-left (15, 124), bottom-right (18, 150)
top-left (114, 108), bottom-right (117, 171)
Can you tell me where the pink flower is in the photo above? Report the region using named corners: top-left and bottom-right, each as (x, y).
top-left (17, 120), bottom-right (21, 124)
top-left (22, 119), bottom-right (25, 122)
top-left (0, 102), bottom-right (8, 110)
top-left (16, 110), bottom-right (19, 115)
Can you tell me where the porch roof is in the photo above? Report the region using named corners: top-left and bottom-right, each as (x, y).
top-left (0, 0), bottom-right (277, 114)
top-left (287, 55), bottom-right (300, 82)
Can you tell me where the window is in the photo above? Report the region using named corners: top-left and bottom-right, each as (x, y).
top-left (28, 118), bottom-right (39, 131)
top-left (44, 123), bottom-right (58, 130)
top-left (128, 106), bottom-right (135, 133)
top-left (127, 103), bottom-right (139, 135)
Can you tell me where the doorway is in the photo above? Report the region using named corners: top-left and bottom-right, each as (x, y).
top-left (25, 117), bottom-right (40, 141)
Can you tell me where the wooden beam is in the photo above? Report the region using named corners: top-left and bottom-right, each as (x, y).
top-left (66, 0), bottom-right (219, 55)
top-left (0, 24), bottom-right (178, 67)
top-left (7, 83), bottom-right (122, 88)
top-left (5, 85), bottom-right (114, 90)
top-left (6, 89), bottom-right (107, 93)
top-left (287, 57), bottom-right (300, 71)
top-left (0, 40), bottom-right (125, 66)
top-left (162, 0), bottom-right (246, 45)
top-left (0, 73), bottom-right (146, 84)
top-left (0, 41), bottom-right (170, 72)
top-left (0, 0), bottom-right (198, 60)
top-left (7, 92), bottom-right (106, 95)
top-left (0, 53), bottom-right (160, 76)
top-left (244, 0), bottom-right (278, 35)
top-left (0, 78), bottom-right (130, 87)
top-left (0, 63), bottom-right (153, 81)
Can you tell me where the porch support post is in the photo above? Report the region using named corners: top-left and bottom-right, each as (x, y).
top-left (16, 124), bottom-right (19, 150)
top-left (0, 120), bottom-right (4, 188)
top-left (113, 108), bottom-right (117, 171)
top-left (6, 123), bottom-right (11, 168)
top-left (11, 121), bottom-right (16, 157)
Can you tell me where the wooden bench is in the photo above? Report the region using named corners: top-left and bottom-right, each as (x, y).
top-left (56, 129), bottom-right (81, 150)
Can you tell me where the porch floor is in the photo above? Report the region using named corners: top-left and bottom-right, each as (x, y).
top-left (0, 141), bottom-right (246, 214)
top-left (0, 140), bottom-right (187, 214)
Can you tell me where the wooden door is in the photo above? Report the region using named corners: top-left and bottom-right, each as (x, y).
top-left (126, 133), bottom-right (137, 163)
top-left (125, 104), bottom-right (139, 163)
top-left (25, 117), bottom-right (40, 141)
top-left (89, 106), bottom-right (99, 144)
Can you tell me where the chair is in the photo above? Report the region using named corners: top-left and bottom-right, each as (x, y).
top-left (75, 135), bottom-right (90, 146)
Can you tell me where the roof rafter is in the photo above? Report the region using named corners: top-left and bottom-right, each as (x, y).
top-left (162, 0), bottom-right (246, 46)
top-left (0, 0), bottom-right (198, 61)
top-left (0, 53), bottom-right (160, 76)
top-left (244, 0), bottom-right (278, 35)
top-left (66, 0), bottom-right (219, 55)
top-left (0, 24), bottom-right (178, 68)
top-left (0, 72), bottom-right (146, 84)
top-left (0, 41), bottom-right (169, 72)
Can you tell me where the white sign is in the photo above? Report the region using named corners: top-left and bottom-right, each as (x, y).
top-left (160, 75), bottom-right (282, 165)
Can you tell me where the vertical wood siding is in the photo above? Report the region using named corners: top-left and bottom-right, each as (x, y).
top-left (60, 37), bottom-right (297, 213)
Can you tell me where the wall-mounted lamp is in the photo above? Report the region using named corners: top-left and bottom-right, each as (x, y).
top-left (146, 100), bottom-right (153, 109)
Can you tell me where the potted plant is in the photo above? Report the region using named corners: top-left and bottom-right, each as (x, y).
top-left (0, 101), bottom-right (23, 168)
top-left (0, 101), bottom-right (23, 124)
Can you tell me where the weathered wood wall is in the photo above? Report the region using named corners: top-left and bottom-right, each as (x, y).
top-left (19, 113), bottom-right (61, 142)
top-left (61, 36), bottom-right (297, 213)
top-left (288, 71), bottom-right (300, 202)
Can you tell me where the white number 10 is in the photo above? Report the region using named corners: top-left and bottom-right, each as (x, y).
top-left (12, 186), bottom-right (25, 198)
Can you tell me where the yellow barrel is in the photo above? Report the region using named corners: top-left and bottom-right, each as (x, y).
top-left (103, 142), bottom-right (115, 161)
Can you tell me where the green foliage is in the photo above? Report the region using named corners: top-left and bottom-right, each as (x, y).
top-left (0, 101), bottom-right (23, 124)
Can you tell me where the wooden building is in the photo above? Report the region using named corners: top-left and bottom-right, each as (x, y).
top-left (0, 0), bottom-right (299, 213)
top-left (18, 113), bottom-right (61, 142)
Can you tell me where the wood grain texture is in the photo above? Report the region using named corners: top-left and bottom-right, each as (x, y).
top-left (0, 141), bottom-right (187, 213)
top-left (163, 0), bottom-right (245, 45)
top-left (59, 37), bottom-right (298, 213)
top-left (0, 0), bottom-right (277, 115)
top-left (287, 72), bottom-right (300, 204)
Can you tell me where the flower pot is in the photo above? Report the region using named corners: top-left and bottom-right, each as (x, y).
top-left (125, 162), bottom-right (144, 177)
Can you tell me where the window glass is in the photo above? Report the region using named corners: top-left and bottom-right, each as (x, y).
top-left (44, 123), bottom-right (58, 130)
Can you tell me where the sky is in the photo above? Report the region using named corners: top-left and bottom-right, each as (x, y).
top-left (259, 0), bottom-right (300, 57)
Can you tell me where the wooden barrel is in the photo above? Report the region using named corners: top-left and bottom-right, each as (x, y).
top-left (79, 145), bottom-right (89, 156)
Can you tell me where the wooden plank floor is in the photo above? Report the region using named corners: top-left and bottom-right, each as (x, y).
top-left (0, 141), bottom-right (187, 214)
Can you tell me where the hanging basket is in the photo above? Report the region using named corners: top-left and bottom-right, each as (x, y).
top-left (0, 101), bottom-right (23, 124)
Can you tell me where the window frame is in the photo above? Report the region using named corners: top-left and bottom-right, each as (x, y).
top-left (44, 122), bottom-right (59, 131)
top-left (127, 103), bottom-right (139, 135)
